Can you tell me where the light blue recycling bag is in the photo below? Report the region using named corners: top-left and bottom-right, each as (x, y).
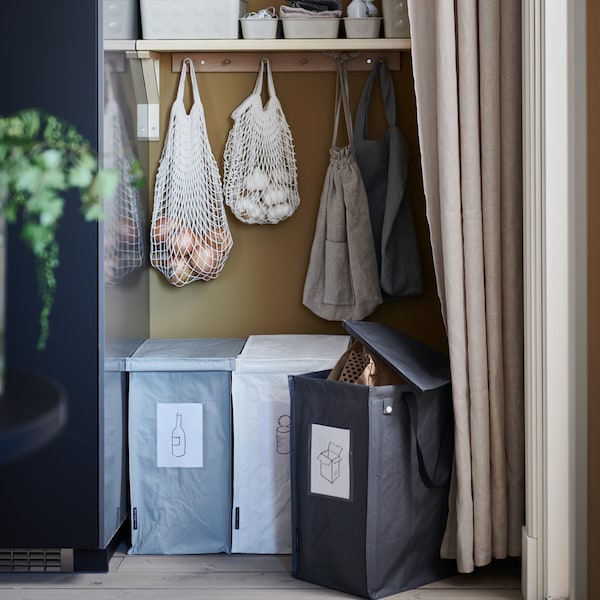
top-left (127, 338), bottom-right (246, 554)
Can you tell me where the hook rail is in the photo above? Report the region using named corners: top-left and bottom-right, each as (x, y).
top-left (171, 51), bottom-right (401, 73)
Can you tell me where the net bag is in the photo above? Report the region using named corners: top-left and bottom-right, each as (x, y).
top-left (103, 72), bottom-right (145, 286)
top-left (150, 57), bottom-right (232, 286)
top-left (223, 58), bottom-right (299, 225)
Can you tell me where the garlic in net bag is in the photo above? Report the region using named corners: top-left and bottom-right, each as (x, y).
top-left (223, 58), bottom-right (300, 225)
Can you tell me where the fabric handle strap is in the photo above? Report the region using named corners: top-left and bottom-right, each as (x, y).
top-left (332, 58), bottom-right (354, 147)
top-left (251, 58), bottom-right (277, 99)
top-left (177, 57), bottom-right (201, 104)
top-left (354, 59), bottom-right (397, 141)
top-left (405, 392), bottom-right (453, 489)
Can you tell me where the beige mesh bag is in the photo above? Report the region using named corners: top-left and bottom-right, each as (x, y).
top-left (223, 58), bottom-right (299, 225)
top-left (150, 57), bottom-right (233, 286)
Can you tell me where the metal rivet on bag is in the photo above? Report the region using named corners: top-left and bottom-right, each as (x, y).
top-left (384, 405), bottom-right (393, 415)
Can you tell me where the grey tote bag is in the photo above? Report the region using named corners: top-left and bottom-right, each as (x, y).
top-left (353, 60), bottom-right (423, 301)
top-left (303, 60), bottom-right (382, 321)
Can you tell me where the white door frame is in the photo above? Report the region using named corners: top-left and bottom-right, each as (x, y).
top-left (522, 1), bottom-right (587, 598)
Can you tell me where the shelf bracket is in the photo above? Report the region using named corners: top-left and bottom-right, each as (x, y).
top-left (126, 50), bottom-right (160, 140)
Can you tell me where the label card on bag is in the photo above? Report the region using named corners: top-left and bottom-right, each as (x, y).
top-left (157, 403), bottom-right (204, 468)
top-left (309, 424), bottom-right (351, 500)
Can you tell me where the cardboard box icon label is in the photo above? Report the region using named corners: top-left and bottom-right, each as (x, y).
top-left (310, 424), bottom-right (351, 500)
top-left (318, 442), bottom-right (343, 483)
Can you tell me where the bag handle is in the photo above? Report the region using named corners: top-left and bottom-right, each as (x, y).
top-left (332, 58), bottom-right (354, 148)
top-left (405, 392), bottom-right (454, 489)
top-left (251, 57), bottom-right (277, 100)
top-left (353, 59), bottom-right (397, 142)
top-left (177, 57), bottom-right (201, 105)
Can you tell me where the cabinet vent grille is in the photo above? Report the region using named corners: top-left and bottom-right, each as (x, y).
top-left (0, 548), bottom-right (73, 572)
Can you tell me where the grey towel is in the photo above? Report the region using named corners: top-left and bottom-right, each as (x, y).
top-left (280, 5), bottom-right (342, 18)
top-left (289, 0), bottom-right (342, 12)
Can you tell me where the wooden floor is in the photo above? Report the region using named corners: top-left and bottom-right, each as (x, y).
top-left (0, 544), bottom-right (523, 599)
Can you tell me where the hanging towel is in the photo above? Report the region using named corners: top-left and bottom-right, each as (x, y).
top-left (303, 60), bottom-right (382, 321)
top-left (353, 59), bottom-right (423, 301)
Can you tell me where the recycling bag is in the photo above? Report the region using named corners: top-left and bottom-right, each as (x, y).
top-left (289, 320), bottom-right (456, 598)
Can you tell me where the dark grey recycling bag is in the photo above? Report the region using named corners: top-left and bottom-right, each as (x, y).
top-left (289, 320), bottom-right (456, 599)
top-left (353, 60), bottom-right (423, 301)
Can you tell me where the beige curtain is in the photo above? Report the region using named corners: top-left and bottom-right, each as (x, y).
top-left (407, 1), bottom-right (524, 573)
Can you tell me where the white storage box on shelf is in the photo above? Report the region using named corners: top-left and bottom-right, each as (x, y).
top-left (141, 0), bottom-right (248, 39)
top-left (282, 17), bottom-right (340, 39)
top-left (127, 337), bottom-right (246, 555)
top-left (343, 17), bottom-right (382, 39)
top-left (231, 333), bottom-right (350, 554)
top-left (104, 0), bottom-right (139, 39)
top-left (240, 17), bottom-right (279, 40)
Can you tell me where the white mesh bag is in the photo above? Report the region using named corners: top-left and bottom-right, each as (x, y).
top-left (103, 74), bottom-right (145, 286)
top-left (150, 58), bottom-right (233, 287)
top-left (223, 58), bottom-right (299, 225)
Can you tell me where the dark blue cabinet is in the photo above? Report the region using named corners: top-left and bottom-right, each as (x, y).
top-left (0, 1), bottom-right (148, 572)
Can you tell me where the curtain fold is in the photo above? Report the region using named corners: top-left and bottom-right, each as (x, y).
top-left (407, 0), bottom-right (524, 573)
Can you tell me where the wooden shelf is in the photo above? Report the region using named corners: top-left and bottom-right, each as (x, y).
top-left (105, 37), bottom-right (410, 54)
top-left (135, 37), bottom-right (411, 52)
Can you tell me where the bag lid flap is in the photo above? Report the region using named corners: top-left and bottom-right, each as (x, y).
top-left (342, 320), bottom-right (450, 392)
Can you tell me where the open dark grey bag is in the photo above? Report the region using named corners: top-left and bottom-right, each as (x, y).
top-left (353, 60), bottom-right (423, 301)
top-left (289, 320), bottom-right (456, 599)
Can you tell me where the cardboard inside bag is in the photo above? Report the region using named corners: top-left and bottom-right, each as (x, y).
top-left (327, 340), bottom-right (405, 387)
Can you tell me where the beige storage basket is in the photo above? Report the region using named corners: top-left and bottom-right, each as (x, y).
top-left (282, 17), bottom-right (340, 39)
top-left (343, 17), bottom-right (382, 39)
top-left (240, 17), bottom-right (278, 40)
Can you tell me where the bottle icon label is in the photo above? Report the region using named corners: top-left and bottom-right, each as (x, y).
top-left (171, 412), bottom-right (186, 457)
top-left (157, 403), bottom-right (203, 468)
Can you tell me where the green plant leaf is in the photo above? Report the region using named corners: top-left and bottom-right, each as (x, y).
top-left (14, 165), bottom-right (42, 193)
top-left (96, 168), bottom-right (120, 199)
top-left (21, 220), bottom-right (55, 256)
top-left (18, 110), bottom-right (41, 139)
top-left (39, 149), bottom-right (63, 170)
top-left (0, 173), bottom-right (9, 205)
top-left (130, 160), bottom-right (146, 189)
top-left (1, 108), bottom-right (120, 349)
top-left (29, 193), bottom-right (64, 227)
top-left (68, 154), bottom-right (97, 188)
top-left (41, 167), bottom-right (67, 192)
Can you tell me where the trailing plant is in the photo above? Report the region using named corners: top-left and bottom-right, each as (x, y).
top-left (0, 109), bottom-right (121, 349)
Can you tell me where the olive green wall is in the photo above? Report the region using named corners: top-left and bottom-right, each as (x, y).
top-left (588, 1), bottom-right (599, 595)
top-left (146, 15), bottom-right (447, 352)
